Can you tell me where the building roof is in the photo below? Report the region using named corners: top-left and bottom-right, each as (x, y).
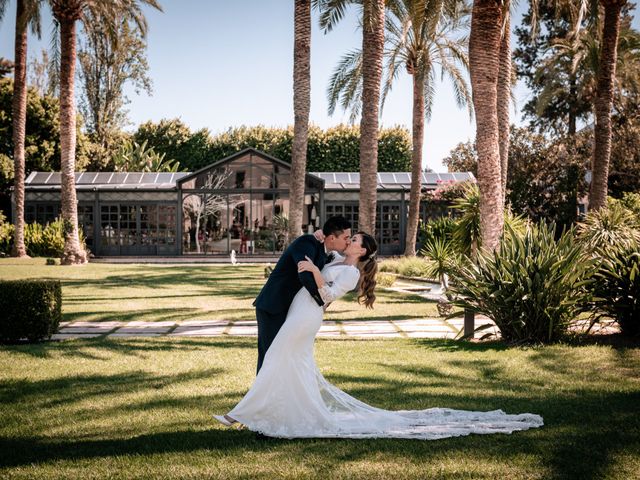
top-left (24, 170), bottom-right (475, 191)
top-left (311, 172), bottom-right (476, 190)
top-left (24, 171), bottom-right (189, 190)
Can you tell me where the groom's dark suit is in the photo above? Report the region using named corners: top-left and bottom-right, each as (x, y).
top-left (253, 234), bottom-right (329, 373)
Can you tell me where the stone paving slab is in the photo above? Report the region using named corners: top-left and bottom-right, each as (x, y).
top-left (170, 326), bottom-right (227, 336)
top-left (115, 327), bottom-right (173, 334)
top-left (227, 325), bottom-right (259, 336)
top-left (51, 317), bottom-right (500, 340)
top-left (109, 333), bottom-right (163, 337)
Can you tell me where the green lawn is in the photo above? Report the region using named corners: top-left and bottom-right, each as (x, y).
top-left (0, 258), bottom-right (438, 323)
top-left (0, 337), bottom-right (638, 479)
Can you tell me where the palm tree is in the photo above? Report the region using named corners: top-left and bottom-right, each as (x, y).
top-left (497, 4), bottom-right (511, 200)
top-left (358, 0), bottom-right (385, 235)
top-left (328, 0), bottom-right (472, 256)
top-left (468, 0), bottom-right (504, 252)
top-left (289, 0), bottom-right (311, 241)
top-left (0, 0), bottom-right (43, 258)
top-left (316, 0), bottom-right (385, 236)
top-left (49, 0), bottom-right (161, 265)
top-left (590, 0), bottom-right (627, 211)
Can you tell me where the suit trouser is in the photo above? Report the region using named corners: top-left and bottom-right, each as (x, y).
top-left (256, 308), bottom-right (286, 374)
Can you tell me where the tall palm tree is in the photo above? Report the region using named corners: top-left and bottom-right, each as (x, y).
top-left (469, 0), bottom-right (504, 252)
top-left (289, 0), bottom-right (311, 241)
top-left (590, 0), bottom-right (627, 211)
top-left (49, 0), bottom-right (161, 265)
top-left (497, 4), bottom-right (511, 200)
top-left (358, 0), bottom-right (384, 235)
top-left (0, 0), bottom-right (43, 258)
top-left (328, 0), bottom-right (472, 256)
top-left (316, 0), bottom-right (385, 236)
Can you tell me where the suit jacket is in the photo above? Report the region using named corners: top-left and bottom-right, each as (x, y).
top-left (254, 234), bottom-right (328, 315)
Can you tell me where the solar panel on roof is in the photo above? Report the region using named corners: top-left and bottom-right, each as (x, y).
top-left (334, 173), bottom-right (351, 184)
top-left (108, 173), bottom-right (127, 184)
top-left (379, 173), bottom-right (395, 184)
top-left (48, 173), bottom-right (61, 184)
top-left (31, 172), bottom-right (52, 184)
top-left (124, 172), bottom-right (143, 184)
top-left (141, 172), bottom-right (158, 184)
top-left (94, 172), bottom-right (112, 184)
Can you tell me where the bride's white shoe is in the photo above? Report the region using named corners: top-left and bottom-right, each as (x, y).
top-left (213, 414), bottom-right (237, 427)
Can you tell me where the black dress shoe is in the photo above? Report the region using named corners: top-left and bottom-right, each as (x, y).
top-left (255, 432), bottom-right (273, 440)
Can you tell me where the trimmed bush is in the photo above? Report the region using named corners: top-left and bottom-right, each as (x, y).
top-left (378, 256), bottom-right (434, 278)
top-left (376, 272), bottom-right (396, 287)
top-left (0, 212), bottom-right (14, 255)
top-left (448, 224), bottom-right (595, 344)
top-left (591, 241), bottom-right (640, 336)
top-left (0, 280), bottom-right (62, 343)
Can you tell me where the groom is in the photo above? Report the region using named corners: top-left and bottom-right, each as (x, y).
top-left (253, 216), bottom-right (352, 372)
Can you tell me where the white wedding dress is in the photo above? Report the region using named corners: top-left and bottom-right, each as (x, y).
top-left (226, 256), bottom-right (543, 439)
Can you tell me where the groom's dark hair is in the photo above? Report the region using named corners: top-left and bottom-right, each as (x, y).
top-left (322, 216), bottom-right (352, 237)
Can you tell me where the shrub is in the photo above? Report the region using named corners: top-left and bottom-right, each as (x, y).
top-left (448, 223), bottom-right (595, 344)
top-left (577, 202), bottom-right (640, 251)
top-left (0, 280), bottom-right (62, 343)
top-left (378, 258), bottom-right (401, 273)
top-left (418, 217), bottom-right (456, 251)
top-left (0, 212), bottom-right (14, 255)
top-left (46, 258), bottom-right (57, 265)
top-left (591, 240), bottom-right (640, 336)
top-left (376, 272), bottom-right (396, 287)
top-left (24, 218), bottom-right (86, 257)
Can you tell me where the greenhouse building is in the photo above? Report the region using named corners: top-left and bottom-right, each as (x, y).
top-left (20, 148), bottom-right (475, 257)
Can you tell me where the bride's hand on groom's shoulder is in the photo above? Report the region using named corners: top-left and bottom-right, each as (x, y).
top-left (313, 230), bottom-right (325, 242)
top-left (298, 255), bottom-right (319, 274)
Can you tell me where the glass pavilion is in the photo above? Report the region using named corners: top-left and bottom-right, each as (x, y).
top-left (20, 148), bottom-right (474, 256)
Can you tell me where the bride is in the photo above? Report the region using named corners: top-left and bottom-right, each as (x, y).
top-left (214, 232), bottom-right (543, 439)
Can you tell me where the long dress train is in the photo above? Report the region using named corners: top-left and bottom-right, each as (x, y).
top-left (226, 258), bottom-right (543, 439)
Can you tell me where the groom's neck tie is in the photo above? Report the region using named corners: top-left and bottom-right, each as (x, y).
top-left (325, 252), bottom-right (335, 263)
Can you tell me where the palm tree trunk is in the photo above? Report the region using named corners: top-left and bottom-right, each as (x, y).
top-left (404, 70), bottom-right (425, 257)
top-left (289, 0), bottom-right (311, 241)
top-left (590, 0), bottom-right (625, 212)
top-left (497, 11), bottom-right (511, 202)
top-left (469, 1), bottom-right (504, 252)
top-left (11, 0), bottom-right (29, 258)
top-left (58, 14), bottom-right (87, 264)
top-left (358, 0), bottom-right (385, 235)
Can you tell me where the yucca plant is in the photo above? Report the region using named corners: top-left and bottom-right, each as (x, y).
top-left (577, 202), bottom-right (640, 252)
top-left (448, 223), bottom-right (596, 344)
top-left (450, 182), bottom-right (528, 258)
top-left (591, 240), bottom-right (640, 337)
top-left (420, 237), bottom-right (458, 292)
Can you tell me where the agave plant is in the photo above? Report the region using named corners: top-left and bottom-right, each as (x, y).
top-left (420, 237), bottom-right (458, 293)
top-left (448, 223), bottom-right (596, 344)
top-left (450, 182), bottom-right (528, 258)
top-left (577, 202), bottom-right (640, 252)
top-left (591, 240), bottom-right (640, 337)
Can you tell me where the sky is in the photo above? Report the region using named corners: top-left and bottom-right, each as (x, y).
top-left (0, 1), bottom-right (639, 172)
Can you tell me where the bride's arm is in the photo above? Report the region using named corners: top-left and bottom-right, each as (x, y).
top-left (298, 258), bottom-right (360, 304)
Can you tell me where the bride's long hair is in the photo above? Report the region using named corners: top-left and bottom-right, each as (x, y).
top-left (356, 232), bottom-right (378, 309)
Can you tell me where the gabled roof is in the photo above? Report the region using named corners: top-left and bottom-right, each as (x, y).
top-left (176, 147), bottom-right (325, 189)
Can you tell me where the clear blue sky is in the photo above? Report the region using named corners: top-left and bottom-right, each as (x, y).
top-left (0, 1), bottom-right (638, 172)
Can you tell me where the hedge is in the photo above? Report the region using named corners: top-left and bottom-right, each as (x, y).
top-left (0, 280), bottom-right (62, 343)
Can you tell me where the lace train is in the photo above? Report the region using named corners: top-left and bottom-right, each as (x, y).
top-left (227, 261), bottom-right (543, 439)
